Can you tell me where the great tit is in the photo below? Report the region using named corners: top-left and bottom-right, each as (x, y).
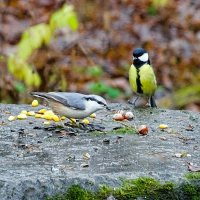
top-left (129, 48), bottom-right (157, 107)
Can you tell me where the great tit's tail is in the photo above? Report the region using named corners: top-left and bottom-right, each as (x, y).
top-left (150, 96), bottom-right (157, 108)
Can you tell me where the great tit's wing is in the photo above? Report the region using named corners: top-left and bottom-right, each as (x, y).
top-left (49, 92), bottom-right (86, 110)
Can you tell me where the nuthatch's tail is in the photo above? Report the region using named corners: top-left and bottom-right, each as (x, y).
top-left (150, 96), bottom-right (157, 108)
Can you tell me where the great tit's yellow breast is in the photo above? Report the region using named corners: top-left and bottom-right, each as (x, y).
top-left (139, 64), bottom-right (157, 96)
top-left (129, 64), bottom-right (138, 92)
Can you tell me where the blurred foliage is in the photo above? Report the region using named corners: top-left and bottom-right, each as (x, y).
top-left (85, 66), bottom-right (103, 77)
top-left (173, 84), bottom-right (200, 108)
top-left (89, 82), bottom-right (122, 99)
top-left (7, 4), bottom-right (78, 89)
top-left (0, 0), bottom-right (199, 111)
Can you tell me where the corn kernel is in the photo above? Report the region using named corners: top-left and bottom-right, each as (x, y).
top-left (8, 116), bottom-right (16, 121)
top-left (70, 118), bottom-right (76, 124)
top-left (61, 116), bottom-right (66, 120)
top-left (31, 99), bottom-right (39, 107)
top-left (17, 113), bottom-right (27, 120)
top-left (20, 110), bottom-right (28, 115)
top-left (38, 109), bottom-right (46, 114)
top-left (43, 121), bottom-right (51, 125)
top-left (52, 115), bottom-right (60, 122)
top-left (82, 119), bottom-right (90, 124)
top-left (90, 113), bottom-right (96, 118)
top-left (159, 124), bottom-right (168, 129)
top-left (40, 115), bottom-right (46, 119)
top-left (43, 114), bottom-right (53, 120)
top-left (27, 111), bottom-right (35, 116)
top-left (45, 110), bottom-right (54, 115)
top-left (35, 113), bottom-right (43, 118)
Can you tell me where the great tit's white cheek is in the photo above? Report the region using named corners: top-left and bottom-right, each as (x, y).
top-left (138, 53), bottom-right (148, 62)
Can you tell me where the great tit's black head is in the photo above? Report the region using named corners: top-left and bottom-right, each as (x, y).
top-left (132, 48), bottom-right (149, 64)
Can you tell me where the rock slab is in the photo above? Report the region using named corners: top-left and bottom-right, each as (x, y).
top-left (0, 103), bottom-right (199, 199)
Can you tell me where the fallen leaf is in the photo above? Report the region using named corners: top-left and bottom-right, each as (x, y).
top-left (83, 153), bottom-right (90, 160)
top-left (187, 162), bottom-right (200, 172)
top-left (80, 163), bottom-right (89, 168)
top-left (185, 124), bottom-right (194, 131)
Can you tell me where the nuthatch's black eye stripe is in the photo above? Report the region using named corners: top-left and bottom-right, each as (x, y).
top-left (97, 101), bottom-right (106, 106)
top-left (85, 97), bottom-right (106, 106)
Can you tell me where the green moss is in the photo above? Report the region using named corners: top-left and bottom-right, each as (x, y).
top-left (46, 185), bottom-right (95, 200)
top-left (111, 127), bottom-right (136, 134)
top-left (185, 172), bottom-right (200, 180)
top-left (178, 183), bottom-right (199, 200)
top-left (90, 127), bottom-right (137, 136)
top-left (112, 177), bottom-right (175, 200)
top-left (180, 172), bottom-right (200, 200)
top-left (46, 176), bottom-right (200, 200)
top-left (89, 130), bottom-right (106, 136)
top-left (104, 127), bottom-right (136, 135)
top-left (96, 185), bottom-right (113, 199)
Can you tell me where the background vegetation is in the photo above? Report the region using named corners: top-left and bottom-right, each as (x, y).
top-left (0, 0), bottom-right (199, 111)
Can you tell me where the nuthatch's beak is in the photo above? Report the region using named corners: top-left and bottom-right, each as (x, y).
top-left (105, 105), bottom-right (111, 110)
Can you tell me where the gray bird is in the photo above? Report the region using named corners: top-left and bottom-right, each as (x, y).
top-left (31, 92), bottom-right (109, 119)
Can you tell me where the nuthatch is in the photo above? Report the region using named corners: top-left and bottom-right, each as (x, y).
top-left (31, 92), bottom-right (109, 119)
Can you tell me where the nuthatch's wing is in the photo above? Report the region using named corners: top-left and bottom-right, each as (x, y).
top-left (31, 92), bottom-right (86, 110)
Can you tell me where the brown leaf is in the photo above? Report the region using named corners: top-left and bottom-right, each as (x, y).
top-left (187, 162), bottom-right (200, 172)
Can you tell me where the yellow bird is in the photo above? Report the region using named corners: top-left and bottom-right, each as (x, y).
top-left (129, 48), bottom-right (157, 107)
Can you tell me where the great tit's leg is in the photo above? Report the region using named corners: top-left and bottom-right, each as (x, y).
top-left (146, 96), bottom-right (156, 107)
top-left (149, 96), bottom-right (157, 108)
top-left (128, 96), bottom-right (139, 106)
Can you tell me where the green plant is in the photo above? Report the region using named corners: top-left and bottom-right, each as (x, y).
top-left (148, 0), bottom-right (169, 15)
top-left (86, 66), bottom-right (103, 77)
top-left (7, 4), bottom-right (78, 89)
top-left (173, 84), bottom-right (200, 107)
top-left (46, 185), bottom-right (95, 200)
top-left (88, 82), bottom-right (122, 99)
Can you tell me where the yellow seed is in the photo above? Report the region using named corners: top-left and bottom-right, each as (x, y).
top-left (17, 113), bottom-right (27, 120)
top-left (35, 113), bottom-right (43, 118)
top-left (70, 118), bottom-right (76, 124)
top-left (27, 111), bottom-right (35, 116)
top-left (82, 119), bottom-right (90, 124)
top-left (8, 116), bottom-right (16, 121)
top-left (61, 116), bottom-right (66, 120)
top-left (43, 121), bottom-right (51, 125)
top-left (159, 124), bottom-right (168, 129)
top-left (43, 114), bottom-right (53, 120)
top-left (90, 113), bottom-right (96, 118)
top-left (40, 115), bottom-right (46, 119)
top-left (20, 110), bottom-right (28, 115)
top-left (38, 109), bottom-right (47, 114)
top-left (45, 110), bottom-right (54, 115)
top-left (52, 115), bottom-right (60, 122)
top-left (31, 99), bottom-right (39, 107)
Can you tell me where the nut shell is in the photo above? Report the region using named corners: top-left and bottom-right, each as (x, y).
top-left (138, 125), bottom-right (148, 135)
top-left (113, 113), bottom-right (125, 121)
